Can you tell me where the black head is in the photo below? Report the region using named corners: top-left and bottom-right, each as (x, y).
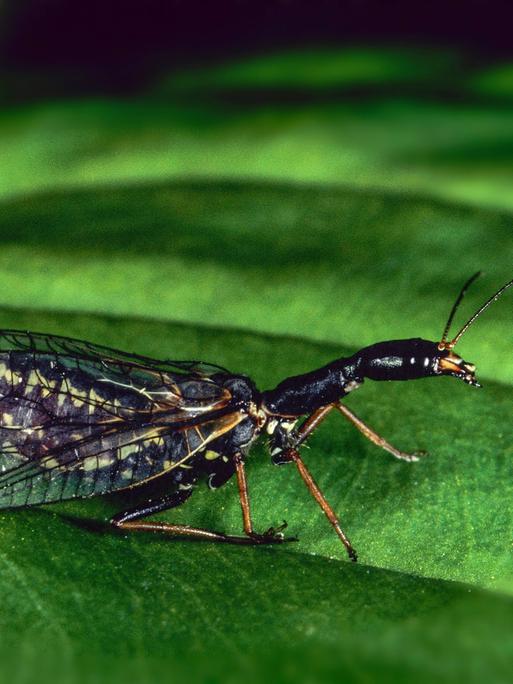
top-left (357, 273), bottom-right (513, 388)
top-left (357, 338), bottom-right (478, 385)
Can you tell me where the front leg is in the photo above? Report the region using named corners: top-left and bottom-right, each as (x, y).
top-left (335, 403), bottom-right (427, 462)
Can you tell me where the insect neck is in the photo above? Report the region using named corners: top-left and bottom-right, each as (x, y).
top-left (261, 356), bottom-right (361, 417)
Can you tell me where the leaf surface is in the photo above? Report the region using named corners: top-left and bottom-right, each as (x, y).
top-left (1, 48), bottom-right (513, 683)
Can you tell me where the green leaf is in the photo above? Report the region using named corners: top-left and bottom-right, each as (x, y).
top-left (0, 310), bottom-right (512, 683)
top-left (1, 47), bottom-right (513, 683)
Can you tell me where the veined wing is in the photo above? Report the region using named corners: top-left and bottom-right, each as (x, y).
top-left (0, 330), bottom-right (235, 422)
top-left (0, 330), bottom-right (247, 507)
top-left (0, 408), bottom-right (245, 508)
top-left (0, 329), bottom-right (231, 377)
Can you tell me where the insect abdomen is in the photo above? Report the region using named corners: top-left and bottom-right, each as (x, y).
top-left (0, 428), bottom-right (195, 508)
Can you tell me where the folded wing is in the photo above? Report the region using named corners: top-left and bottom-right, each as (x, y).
top-left (0, 331), bottom-right (242, 507)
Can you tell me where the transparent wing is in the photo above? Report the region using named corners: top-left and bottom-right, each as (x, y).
top-left (0, 329), bottom-right (234, 413)
top-left (0, 407), bottom-right (245, 508)
top-left (0, 330), bottom-right (245, 508)
top-left (0, 329), bottom-right (232, 378)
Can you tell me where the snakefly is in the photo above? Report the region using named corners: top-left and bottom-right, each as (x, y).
top-left (0, 273), bottom-right (510, 561)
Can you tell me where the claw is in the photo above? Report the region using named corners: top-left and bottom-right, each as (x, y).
top-left (263, 520), bottom-right (288, 537)
top-left (395, 449), bottom-right (429, 463)
top-left (248, 521), bottom-right (297, 544)
top-left (348, 547), bottom-right (358, 562)
top-left (414, 449), bottom-right (429, 459)
top-left (409, 449), bottom-right (429, 462)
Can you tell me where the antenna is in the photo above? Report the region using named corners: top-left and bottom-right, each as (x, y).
top-left (448, 275), bottom-right (513, 349)
top-left (439, 271), bottom-right (482, 350)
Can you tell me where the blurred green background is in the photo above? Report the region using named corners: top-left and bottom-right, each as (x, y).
top-left (1, 2), bottom-right (513, 683)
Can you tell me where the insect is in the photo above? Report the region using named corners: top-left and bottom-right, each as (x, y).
top-left (0, 273), bottom-right (510, 561)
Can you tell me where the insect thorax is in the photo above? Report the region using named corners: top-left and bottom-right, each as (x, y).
top-left (264, 417), bottom-right (298, 465)
top-left (181, 375), bottom-right (262, 491)
top-left (261, 356), bottom-right (361, 416)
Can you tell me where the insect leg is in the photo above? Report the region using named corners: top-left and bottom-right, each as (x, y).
top-left (234, 452), bottom-right (297, 543)
top-left (288, 447), bottom-right (357, 561)
top-left (110, 477), bottom-right (294, 546)
top-left (271, 404), bottom-right (335, 465)
top-left (111, 489), bottom-right (192, 526)
top-left (294, 404), bottom-right (334, 448)
top-left (335, 403), bottom-right (426, 462)
top-left (234, 452), bottom-right (253, 534)
top-left (277, 405), bottom-right (357, 561)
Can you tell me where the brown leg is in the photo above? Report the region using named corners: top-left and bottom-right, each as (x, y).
top-left (234, 453), bottom-right (297, 543)
top-left (278, 404), bottom-right (357, 561)
top-left (277, 401), bottom-right (424, 560)
top-left (294, 404), bottom-right (334, 448)
top-left (288, 447), bottom-right (357, 562)
top-left (335, 403), bottom-right (426, 462)
top-left (111, 470), bottom-right (294, 546)
top-left (234, 452), bottom-right (253, 535)
top-left (114, 519), bottom-right (267, 544)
